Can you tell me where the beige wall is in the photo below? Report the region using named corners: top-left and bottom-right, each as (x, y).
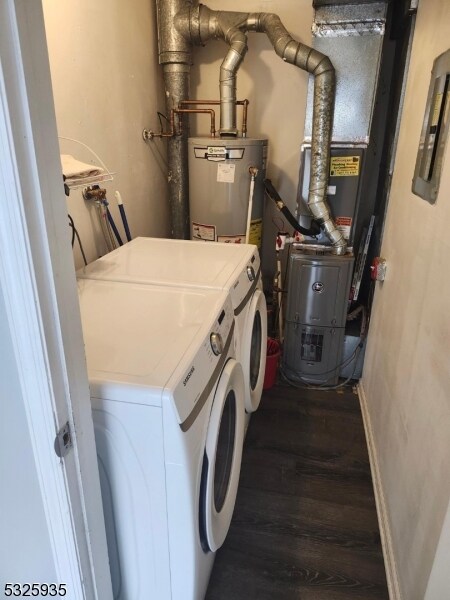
top-left (361, 2), bottom-right (450, 599)
top-left (43, 0), bottom-right (170, 269)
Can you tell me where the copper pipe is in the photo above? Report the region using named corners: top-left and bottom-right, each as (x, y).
top-left (143, 108), bottom-right (216, 140)
top-left (179, 99), bottom-right (249, 136)
top-left (241, 99), bottom-right (249, 137)
top-left (143, 110), bottom-right (177, 138)
top-left (175, 108), bottom-right (216, 137)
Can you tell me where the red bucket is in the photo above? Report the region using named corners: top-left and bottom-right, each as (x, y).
top-left (263, 338), bottom-right (281, 390)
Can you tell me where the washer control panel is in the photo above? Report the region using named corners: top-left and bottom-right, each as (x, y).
top-left (210, 332), bottom-right (224, 355)
top-left (231, 250), bottom-right (261, 308)
top-left (169, 295), bottom-right (234, 426)
top-left (246, 265), bottom-right (256, 281)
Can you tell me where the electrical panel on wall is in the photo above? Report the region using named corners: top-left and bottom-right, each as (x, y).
top-left (412, 48), bottom-right (450, 204)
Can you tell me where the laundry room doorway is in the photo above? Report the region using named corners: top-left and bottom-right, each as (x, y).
top-left (0, 1), bottom-right (113, 597)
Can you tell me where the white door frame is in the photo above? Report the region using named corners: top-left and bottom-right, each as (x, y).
top-left (0, 1), bottom-right (113, 598)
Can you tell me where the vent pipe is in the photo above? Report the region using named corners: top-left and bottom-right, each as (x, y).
top-left (251, 13), bottom-right (346, 254)
top-left (158, 1), bottom-right (347, 253)
top-left (156, 0), bottom-right (193, 238)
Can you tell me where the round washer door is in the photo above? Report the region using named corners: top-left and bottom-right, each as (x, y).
top-left (203, 358), bottom-right (245, 552)
top-left (241, 288), bottom-right (267, 413)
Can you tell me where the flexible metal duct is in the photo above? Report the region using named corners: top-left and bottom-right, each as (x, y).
top-left (251, 12), bottom-right (346, 254)
top-left (158, 1), bottom-right (347, 253)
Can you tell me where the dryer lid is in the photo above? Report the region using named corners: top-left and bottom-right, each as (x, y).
top-left (77, 236), bottom-right (256, 291)
top-left (78, 279), bottom-right (231, 407)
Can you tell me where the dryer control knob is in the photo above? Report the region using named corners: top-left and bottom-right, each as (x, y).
top-left (210, 332), bottom-right (224, 356)
top-left (247, 266), bottom-right (256, 281)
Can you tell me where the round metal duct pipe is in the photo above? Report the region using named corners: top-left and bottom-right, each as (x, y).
top-left (157, 0), bottom-right (347, 253)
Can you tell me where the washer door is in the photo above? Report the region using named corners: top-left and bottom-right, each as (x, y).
top-left (241, 289), bottom-right (267, 412)
top-left (203, 358), bottom-right (245, 552)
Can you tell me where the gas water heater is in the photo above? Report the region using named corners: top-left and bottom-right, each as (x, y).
top-left (188, 137), bottom-right (268, 247)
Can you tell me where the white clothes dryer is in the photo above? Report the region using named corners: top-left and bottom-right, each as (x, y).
top-left (78, 237), bottom-right (267, 416)
top-left (78, 279), bottom-right (245, 600)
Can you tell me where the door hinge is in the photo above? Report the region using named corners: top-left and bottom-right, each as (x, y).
top-left (54, 421), bottom-right (73, 458)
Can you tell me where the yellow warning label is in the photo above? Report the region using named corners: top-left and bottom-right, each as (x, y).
top-left (330, 156), bottom-right (360, 177)
top-left (249, 219), bottom-right (263, 248)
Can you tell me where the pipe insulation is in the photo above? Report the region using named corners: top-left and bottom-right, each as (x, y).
top-left (172, 4), bottom-right (347, 253)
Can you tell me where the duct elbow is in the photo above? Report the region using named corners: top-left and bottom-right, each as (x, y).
top-left (225, 29), bottom-right (248, 56)
top-left (308, 201), bottom-right (347, 254)
top-left (323, 223), bottom-right (348, 255)
top-left (313, 55), bottom-right (334, 77)
top-left (175, 4), bottom-right (217, 46)
top-left (253, 13), bottom-right (291, 59)
top-left (332, 243), bottom-right (348, 256)
top-left (305, 50), bottom-right (335, 78)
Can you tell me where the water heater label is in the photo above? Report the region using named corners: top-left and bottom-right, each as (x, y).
top-left (330, 156), bottom-right (360, 177)
top-left (217, 163), bottom-right (236, 183)
top-left (192, 222), bottom-right (216, 242)
top-left (207, 146), bottom-right (227, 156)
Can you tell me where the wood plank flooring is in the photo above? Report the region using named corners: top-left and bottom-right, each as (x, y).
top-left (206, 382), bottom-right (389, 600)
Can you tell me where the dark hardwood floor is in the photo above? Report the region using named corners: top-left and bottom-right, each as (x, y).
top-left (206, 382), bottom-right (389, 600)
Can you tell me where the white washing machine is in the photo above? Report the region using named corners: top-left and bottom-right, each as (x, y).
top-left (78, 279), bottom-right (245, 600)
top-left (78, 237), bottom-right (267, 417)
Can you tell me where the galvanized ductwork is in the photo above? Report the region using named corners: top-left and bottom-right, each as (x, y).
top-left (175, 6), bottom-right (251, 136)
top-left (156, 0), bottom-right (193, 239)
top-left (157, 1), bottom-right (347, 253)
top-left (250, 12), bottom-right (346, 254)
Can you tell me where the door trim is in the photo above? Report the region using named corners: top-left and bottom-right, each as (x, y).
top-left (0, 1), bottom-right (112, 597)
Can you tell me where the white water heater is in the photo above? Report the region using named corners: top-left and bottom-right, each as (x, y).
top-left (188, 137), bottom-right (268, 247)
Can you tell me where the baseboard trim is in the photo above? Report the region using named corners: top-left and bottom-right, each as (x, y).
top-left (357, 382), bottom-right (402, 600)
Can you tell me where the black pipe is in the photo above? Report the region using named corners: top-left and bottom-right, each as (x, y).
top-left (264, 179), bottom-right (321, 237)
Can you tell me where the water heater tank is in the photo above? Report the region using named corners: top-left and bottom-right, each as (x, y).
top-left (188, 137), bottom-right (268, 247)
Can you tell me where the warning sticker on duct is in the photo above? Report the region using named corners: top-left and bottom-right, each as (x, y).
top-left (330, 156), bottom-right (360, 177)
top-left (192, 222), bottom-right (216, 242)
top-left (217, 163), bottom-right (236, 183)
top-left (217, 234), bottom-right (246, 244)
top-left (249, 219), bottom-right (262, 248)
top-left (335, 216), bottom-right (352, 240)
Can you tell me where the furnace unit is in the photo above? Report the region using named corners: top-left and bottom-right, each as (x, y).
top-left (283, 248), bottom-right (354, 385)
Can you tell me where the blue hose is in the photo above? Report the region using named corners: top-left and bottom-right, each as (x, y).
top-left (119, 204), bottom-right (132, 242)
top-left (106, 208), bottom-right (123, 246)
